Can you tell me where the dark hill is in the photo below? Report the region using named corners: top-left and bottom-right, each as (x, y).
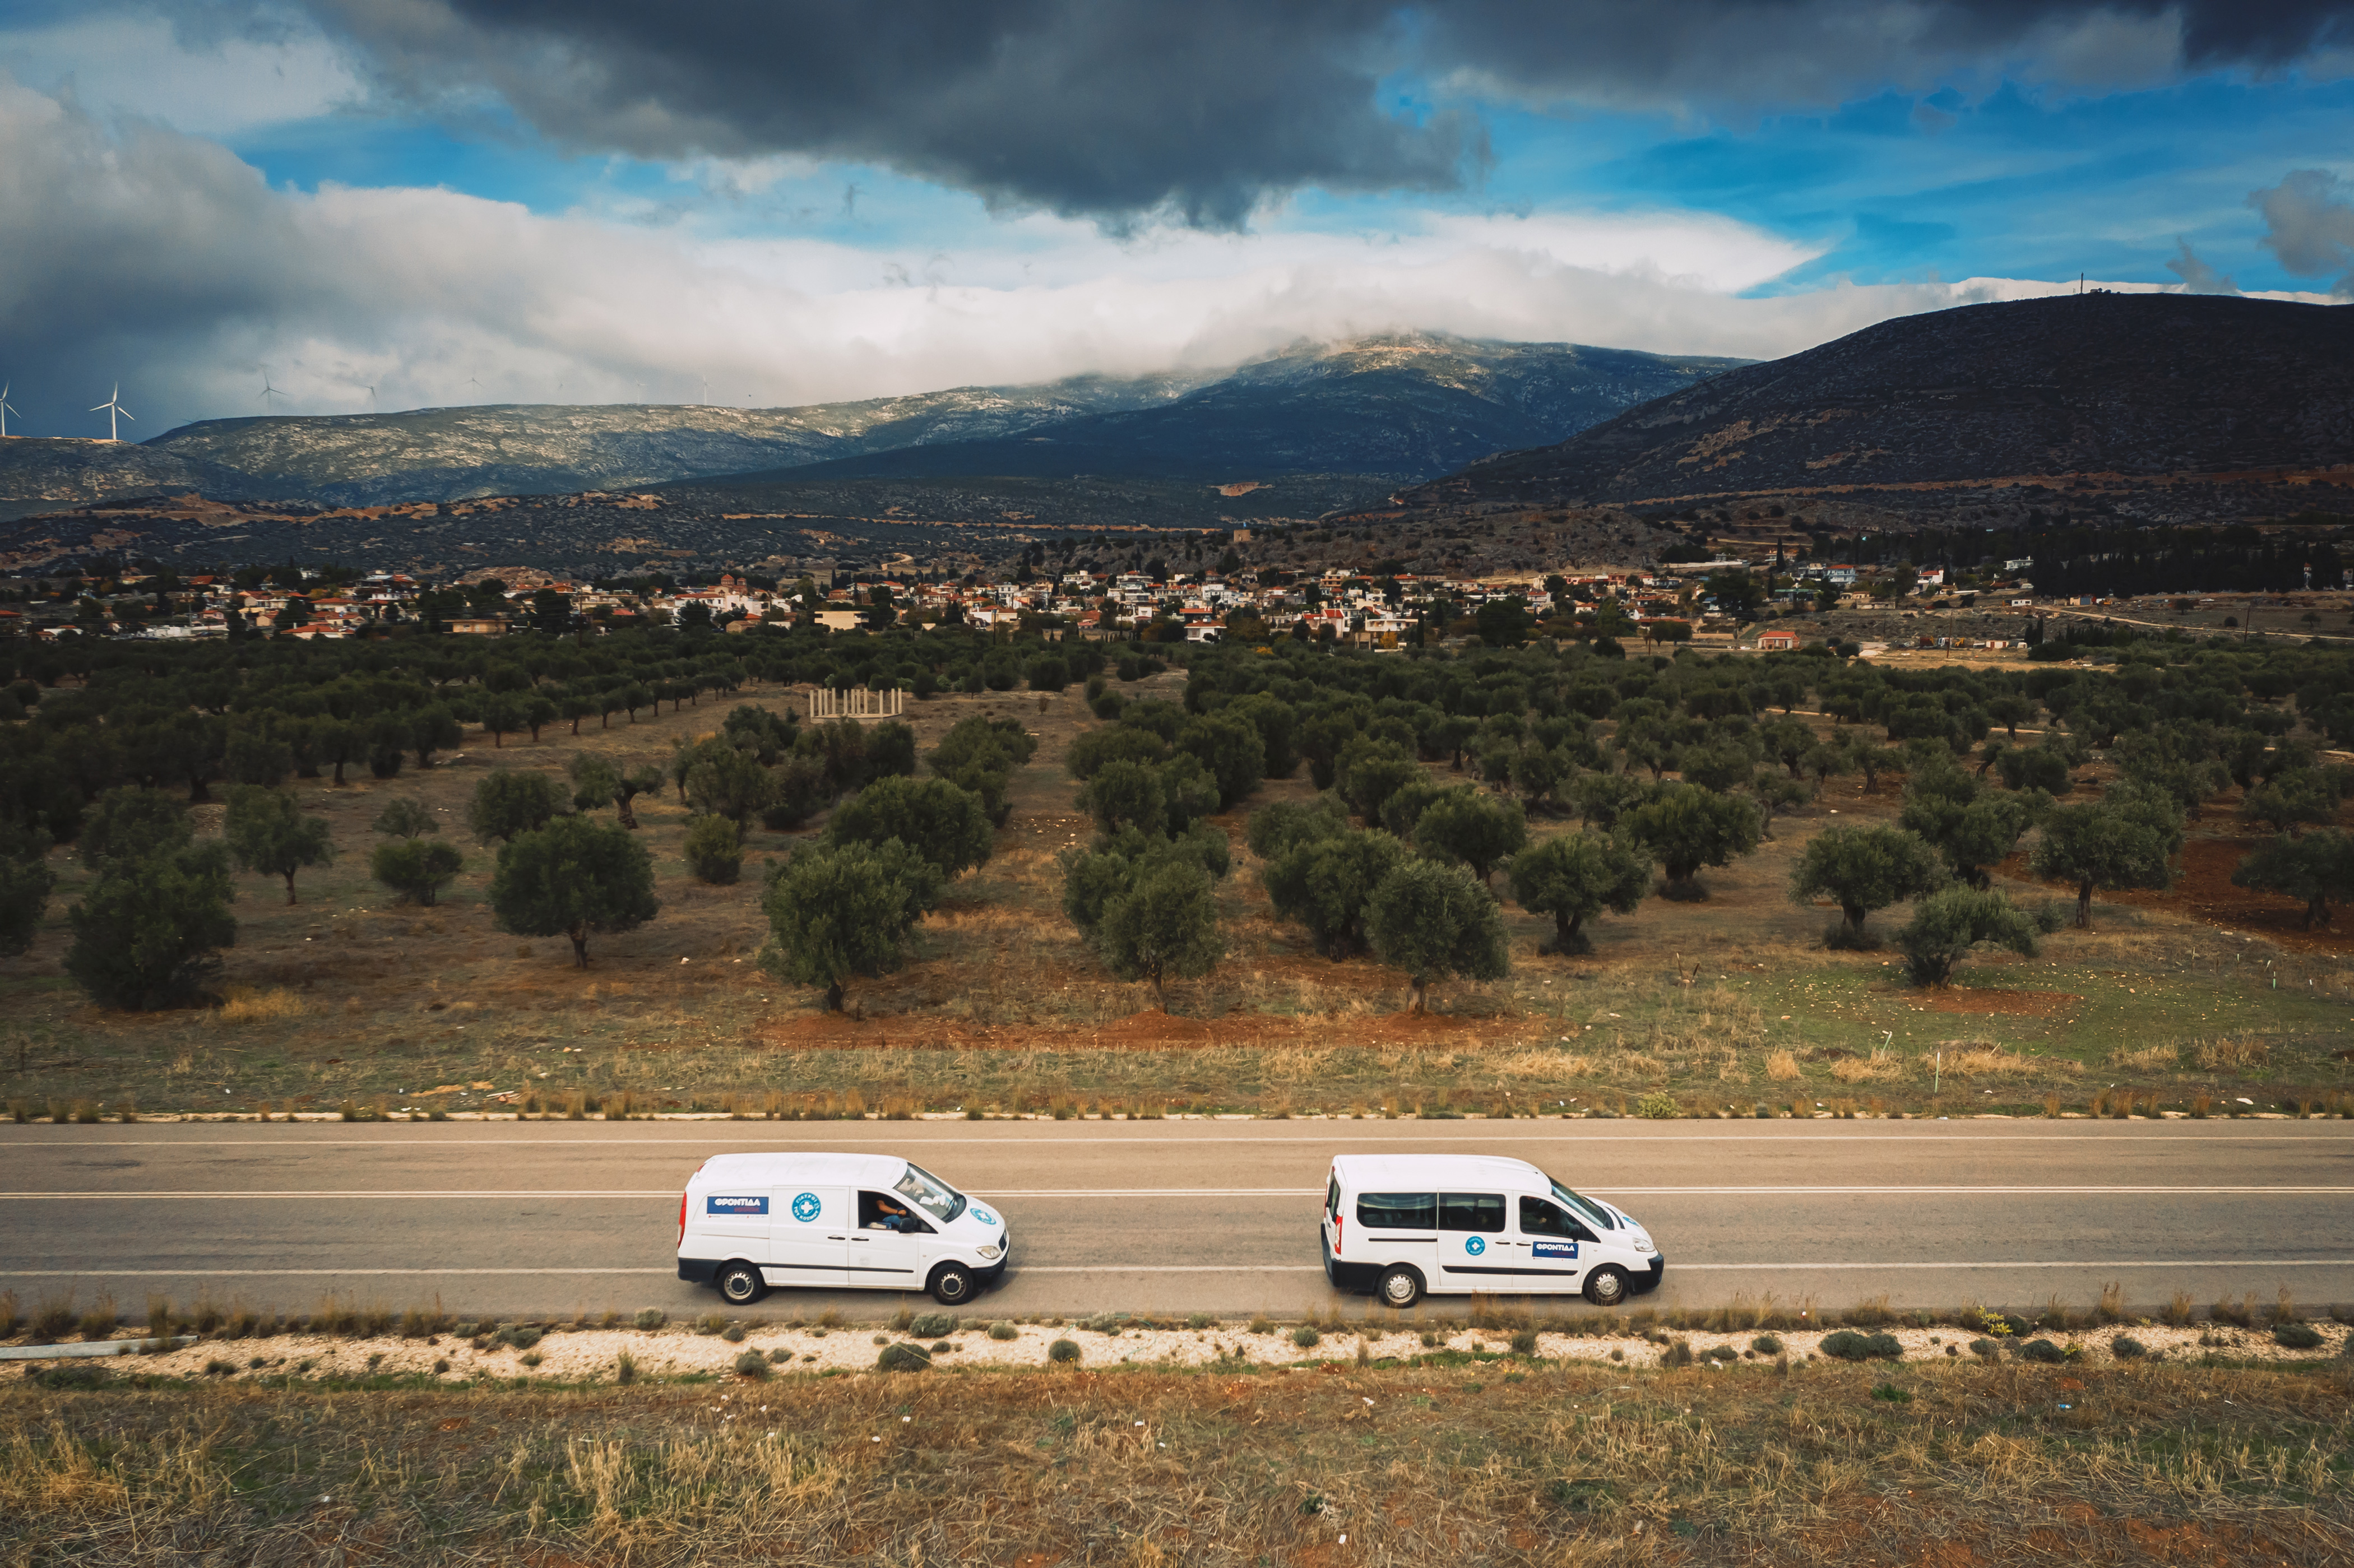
top-left (1407, 294), bottom-right (2354, 509)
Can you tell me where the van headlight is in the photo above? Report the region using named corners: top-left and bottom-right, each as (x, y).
top-left (1632, 1238), bottom-right (1655, 1254)
top-left (977, 1246), bottom-right (1001, 1260)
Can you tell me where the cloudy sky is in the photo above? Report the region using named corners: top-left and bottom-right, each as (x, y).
top-left (4, 0), bottom-right (2352, 437)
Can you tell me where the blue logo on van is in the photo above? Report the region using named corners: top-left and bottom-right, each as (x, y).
top-left (1533, 1240), bottom-right (1578, 1260)
top-left (1464, 1236), bottom-right (1486, 1256)
top-left (970, 1207), bottom-right (998, 1227)
top-left (790, 1191), bottom-right (822, 1222)
top-left (707, 1195), bottom-right (768, 1216)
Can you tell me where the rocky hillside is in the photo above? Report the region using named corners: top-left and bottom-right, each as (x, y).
top-left (1408, 294), bottom-right (2354, 510)
top-left (0, 438), bottom-right (265, 521)
top-left (139, 371), bottom-right (1217, 509)
top-left (775, 335), bottom-right (1741, 484)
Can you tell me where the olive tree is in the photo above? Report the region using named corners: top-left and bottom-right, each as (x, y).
top-left (2028, 786), bottom-right (2183, 928)
top-left (2230, 829), bottom-right (2354, 930)
top-left (1621, 783), bottom-right (1763, 899)
top-left (1261, 828), bottom-right (1409, 959)
top-left (1788, 824), bottom-right (1947, 945)
top-left (370, 837), bottom-right (464, 906)
top-left (1894, 887), bottom-right (2041, 987)
top-left (65, 842), bottom-right (238, 1008)
top-left (1509, 832), bottom-right (1651, 955)
top-left (760, 838), bottom-right (943, 1012)
top-left (0, 824), bottom-right (56, 958)
top-left (488, 814), bottom-right (660, 966)
top-left (1410, 790), bottom-right (1527, 883)
top-left (1366, 859), bottom-right (1510, 1015)
top-left (371, 797), bottom-right (438, 839)
top-left (1091, 857), bottom-right (1224, 1012)
top-left (224, 785), bottom-right (336, 904)
top-left (467, 768), bottom-right (570, 843)
top-left (827, 775), bottom-right (994, 879)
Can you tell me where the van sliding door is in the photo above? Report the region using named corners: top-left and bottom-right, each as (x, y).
top-left (1435, 1192), bottom-right (1507, 1285)
top-left (765, 1186), bottom-right (850, 1288)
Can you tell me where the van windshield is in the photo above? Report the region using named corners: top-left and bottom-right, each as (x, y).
top-left (1548, 1178), bottom-right (1615, 1231)
top-left (895, 1162), bottom-right (967, 1224)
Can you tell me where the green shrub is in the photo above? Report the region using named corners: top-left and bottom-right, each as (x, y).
top-left (1634, 1091), bottom-right (1680, 1120)
top-left (720, 1322), bottom-right (746, 1343)
top-left (2017, 1338), bottom-right (2065, 1363)
top-left (683, 813), bottom-right (744, 885)
top-left (1510, 1329), bottom-right (1539, 1355)
top-left (734, 1349), bottom-right (771, 1379)
top-left (875, 1342), bottom-right (932, 1372)
top-left (988, 1321), bottom-right (1019, 1341)
top-left (2274, 1322), bottom-right (2325, 1351)
top-left (1751, 1333), bottom-right (1783, 1356)
top-left (1969, 1338), bottom-right (2000, 1359)
top-left (1660, 1339), bottom-right (1694, 1367)
top-left (495, 1325), bottom-right (543, 1351)
top-left (1186, 1312), bottom-right (1213, 1330)
top-left (633, 1308), bottom-right (666, 1330)
top-left (1819, 1330), bottom-right (1902, 1362)
top-left (1290, 1325), bottom-right (1322, 1349)
top-left (2110, 1334), bottom-right (2148, 1360)
top-left (1870, 1383), bottom-right (1912, 1403)
top-left (908, 1312), bottom-right (957, 1337)
top-left (1047, 1338), bottom-right (1081, 1364)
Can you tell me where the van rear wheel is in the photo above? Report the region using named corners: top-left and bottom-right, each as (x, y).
top-left (1377, 1266), bottom-right (1424, 1310)
top-left (1582, 1266), bottom-right (1629, 1308)
top-left (929, 1263), bottom-right (976, 1306)
top-left (717, 1261), bottom-right (766, 1305)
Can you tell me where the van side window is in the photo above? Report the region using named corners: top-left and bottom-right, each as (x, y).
top-left (1327, 1177), bottom-right (1341, 1219)
top-left (858, 1191), bottom-right (933, 1233)
top-left (1437, 1193), bottom-right (1506, 1233)
top-left (1355, 1192), bottom-right (1436, 1231)
top-left (1520, 1196), bottom-right (1596, 1242)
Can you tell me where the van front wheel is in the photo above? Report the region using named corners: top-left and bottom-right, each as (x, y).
top-left (717, 1262), bottom-right (766, 1305)
top-left (1582, 1266), bottom-right (1629, 1308)
top-left (929, 1263), bottom-right (976, 1306)
top-left (1377, 1266), bottom-right (1424, 1310)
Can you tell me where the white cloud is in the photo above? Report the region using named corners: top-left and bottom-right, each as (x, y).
top-left (0, 82), bottom-right (2331, 441)
top-left (0, 11), bottom-right (360, 136)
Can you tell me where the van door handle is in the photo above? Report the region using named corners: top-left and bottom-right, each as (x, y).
top-left (827, 1235), bottom-right (846, 1241)
top-left (850, 1237), bottom-right (869, 1243)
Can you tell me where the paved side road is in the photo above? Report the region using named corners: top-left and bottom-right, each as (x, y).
top-left (2, 1121), bottom-right (2348, 1321)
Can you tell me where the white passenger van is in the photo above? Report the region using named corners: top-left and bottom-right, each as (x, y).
top-left (676, 1152), bottom-right (1009, 1307)
top-left (1320, 1153), bottom-right (1662, 1309)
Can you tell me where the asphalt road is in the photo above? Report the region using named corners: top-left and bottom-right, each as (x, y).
top-left (3, 1120), bottom-right (2351, 1322)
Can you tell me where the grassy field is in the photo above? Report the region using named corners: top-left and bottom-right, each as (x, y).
top-left (5, 1344), bottom-right (2351, 1566)
top-left (2, 667), bottom-right (2350, 1122)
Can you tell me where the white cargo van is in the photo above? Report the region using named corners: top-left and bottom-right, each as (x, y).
top-left (676, 1152), bottom-right (1009, 1307)
top-left (1320, 1153), bottom-right (1662, 1309)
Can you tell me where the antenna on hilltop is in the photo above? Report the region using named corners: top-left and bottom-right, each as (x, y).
top-left (2078, 272), bottom-right (2084, 296)
top-left (90, 383), bottom-right (134, 442)
top-left (0, 383), bottom-right (16, 438)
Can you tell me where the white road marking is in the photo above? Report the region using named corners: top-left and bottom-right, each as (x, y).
top-left (4, 1185), bottom-right (2351, 1199)
top-left (5, 1260), bottom-right (2353, 1279)
top-left (6, 1130), bottom-right (2346, 1147)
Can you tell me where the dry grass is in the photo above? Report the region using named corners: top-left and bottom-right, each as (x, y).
top-left (1948, 1047), bottom-right (2039, 1077)
top-left (208, 987), bottom-right (308, 1027)
top-left (2194, 1034), bottom-right (2272, 1070)
top-left (2110, 1042), bottom-right (2180, 1070)
top-left (1764, 1049), bottom-right (1802, 1081)
top-left (2, 1359), bottom-right (2349, 1567)
top-left (1828, 1049), bottom-right (1908, 1084)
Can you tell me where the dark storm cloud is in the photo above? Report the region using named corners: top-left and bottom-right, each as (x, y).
top-left (276, 1), bottom-right (2354, 226)
top-left (300, 0), bottom-right (1484, 230)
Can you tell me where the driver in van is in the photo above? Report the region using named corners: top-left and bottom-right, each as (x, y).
top-left (866, 1194), bottom-right (916, 1232)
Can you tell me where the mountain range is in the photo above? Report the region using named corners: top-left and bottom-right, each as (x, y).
top-left (0, 333), bottom-right (1742, 522)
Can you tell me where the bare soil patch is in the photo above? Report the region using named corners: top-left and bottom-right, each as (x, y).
top-left (1909, 989), bottom-right (2082, 1018)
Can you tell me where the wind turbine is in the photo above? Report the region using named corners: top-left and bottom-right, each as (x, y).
top-left (363, 385), bottom-right (378, 414)
top-left (259, 369), bottom-right (289, 412)
top-left (466, 376), bottom-right (486, 402)
top-left (90, 384), bottom-right (134, 442)
top-left (0, 383), bottom-right (16, 438)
